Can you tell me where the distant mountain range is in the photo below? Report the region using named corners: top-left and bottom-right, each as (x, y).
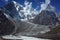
top-left (1, 1), bottom-right (38, 21)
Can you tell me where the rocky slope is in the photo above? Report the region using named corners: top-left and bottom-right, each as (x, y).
top-left (33, 10), bottom-right (59, 25)
top-left (0, 10), bottom-right (15, 36)
top-left (36, 25), bottom-right (60, 40)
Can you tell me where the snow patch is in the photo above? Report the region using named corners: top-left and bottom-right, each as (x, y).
top-left (2, 35), bottom-right (51, 40)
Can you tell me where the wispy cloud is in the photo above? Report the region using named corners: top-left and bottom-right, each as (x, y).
top-left (45, 0), bottom-right (50, 5)
top-left (40, 0), bottom-right (51, 12)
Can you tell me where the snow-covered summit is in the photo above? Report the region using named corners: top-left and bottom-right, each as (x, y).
top-left (2, 1), bottom-right (39, 21)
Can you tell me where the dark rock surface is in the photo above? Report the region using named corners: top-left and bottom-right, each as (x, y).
top-left (33, 10), bottom-right (59, 25)
top-left (0, 10), bottom-right (15, 36)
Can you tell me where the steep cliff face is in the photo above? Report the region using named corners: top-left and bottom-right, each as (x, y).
top-left (0, 10), bottom-right (15, 36)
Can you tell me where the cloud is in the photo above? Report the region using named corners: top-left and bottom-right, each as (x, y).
top-left (39, 0), bottom-right (51, 12)
top-left (45, 0), bottom-right (50, 5)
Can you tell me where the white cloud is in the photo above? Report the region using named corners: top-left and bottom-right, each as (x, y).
top-left (45, 0), bottom-right (50, 5)
top-left (40, 0), bottom-right (55, 12)
top-left (41, 3), bottom-right (47, 10)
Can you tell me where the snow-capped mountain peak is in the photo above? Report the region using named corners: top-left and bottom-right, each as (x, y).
top-left (12, 1), bottom-right (23, 11)
top-left (2, 1), bottom-right (23, 20)
top-left (2, 1), bottom-right (39, 21)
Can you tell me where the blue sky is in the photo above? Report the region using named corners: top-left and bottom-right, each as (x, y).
top-left (0, 0), bottom-right (60, 13)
